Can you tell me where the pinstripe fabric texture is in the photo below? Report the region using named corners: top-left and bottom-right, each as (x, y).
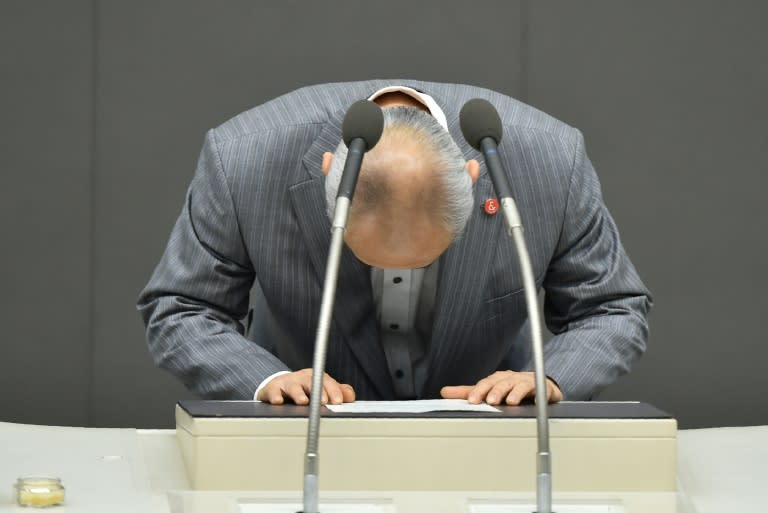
top-left (137, 79), bottom-right (651, 401)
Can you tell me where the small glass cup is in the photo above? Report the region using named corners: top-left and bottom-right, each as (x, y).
top-left (14, 477), bottom-right (65, 508)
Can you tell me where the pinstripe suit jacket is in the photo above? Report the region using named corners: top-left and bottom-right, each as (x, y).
top-left (137, 79), bottom-right (651, 401)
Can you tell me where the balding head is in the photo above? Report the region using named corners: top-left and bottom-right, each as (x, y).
top-left (324, 106), bottom-right (478, 268)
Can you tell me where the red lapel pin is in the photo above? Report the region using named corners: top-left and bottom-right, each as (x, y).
top-left (483, 198), bottom-right (499, 215)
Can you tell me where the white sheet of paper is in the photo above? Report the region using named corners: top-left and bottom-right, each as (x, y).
top-left (325, 398), bottom-right (500, 414)
top-left (240, 503), bottom-right (384, 513)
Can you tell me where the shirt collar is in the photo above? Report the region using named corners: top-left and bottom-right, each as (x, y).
top-left (367, 85), bottom-right (448, 130)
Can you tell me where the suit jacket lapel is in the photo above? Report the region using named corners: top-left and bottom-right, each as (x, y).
top-left (422, 164), bottom-right (507, 398)
top-left (290, 113), bottom-right (394, 399)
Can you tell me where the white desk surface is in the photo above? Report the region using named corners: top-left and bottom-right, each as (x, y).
top-left (677, 425), bottom-right (768, 513)
top-left (0, 420), bottom-right (765, 513)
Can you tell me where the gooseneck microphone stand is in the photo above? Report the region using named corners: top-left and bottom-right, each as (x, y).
top-left (460, 99), bottom-right (553, 513)
top-left (302, 100), bottom-right (384, 513)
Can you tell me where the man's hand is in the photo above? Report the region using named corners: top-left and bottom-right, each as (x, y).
top-left (440, 371), bottom-right (563, 406)
top-left (256, 368), bottom-right (356, 405)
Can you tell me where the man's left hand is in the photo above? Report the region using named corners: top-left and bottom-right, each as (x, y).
top-left (440, 371), bottom-right (563, 406)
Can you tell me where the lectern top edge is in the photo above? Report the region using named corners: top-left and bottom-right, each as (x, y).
top-left (178, 400), bottom-right (673, 420)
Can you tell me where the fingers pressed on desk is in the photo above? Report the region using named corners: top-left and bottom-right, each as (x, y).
top-left (502, 380), bottom-right (534, 405)
top-left (467, 375), bottom-right (499, 404)
top-left (340, 384), bottom-right (356, 403)
top-left (441, 371), bottom-right (564, 406)
top-left (287, 381), bottom-right (310, 405)
top-left (259, 369), bottom-right (357, 405)
top-left (266, 388), bottom-right (285, 405)
top-left (439, 385), bottom-right (473, 399)
top-left (323, 374), bottom-right (344, 404)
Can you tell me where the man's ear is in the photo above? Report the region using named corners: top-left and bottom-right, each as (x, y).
top-left (321, 152), bottom-right (333, 176)
top-left (466, 159), bottom-right (480, 183)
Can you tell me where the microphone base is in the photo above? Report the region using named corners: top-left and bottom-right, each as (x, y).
top-left (240, 503), bottom-right (386, 513)
top-left (468, 503), bottom-right (619, 513)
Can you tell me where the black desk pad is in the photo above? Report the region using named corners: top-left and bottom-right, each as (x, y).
top-left (179, 400), bottom-right (672, 420)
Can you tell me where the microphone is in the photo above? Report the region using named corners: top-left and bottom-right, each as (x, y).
top-left (302, 100), bottom-right (384, 513)
top-left (460, 98), bottom-right (554, 513)
top-left (459, 98), bottom-right (511, 198)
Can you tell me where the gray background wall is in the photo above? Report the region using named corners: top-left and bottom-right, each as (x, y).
top-left (1, 1), bottom-right (765, 429)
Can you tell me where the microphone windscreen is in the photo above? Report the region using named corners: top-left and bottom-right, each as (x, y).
top-left (459, 98), bottom-right (503, 150)
top-left (342, 100), bottom-right (385, 150)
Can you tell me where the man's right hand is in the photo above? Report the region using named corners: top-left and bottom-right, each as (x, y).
top-left (256, 368), bottom-right (356, 405)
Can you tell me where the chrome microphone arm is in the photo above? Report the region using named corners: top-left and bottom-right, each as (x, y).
top-left (499, 197), bottom-right (552, 513)
top-left (302, 197), bottom-right (351, 513)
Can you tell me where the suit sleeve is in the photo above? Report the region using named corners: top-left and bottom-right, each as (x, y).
top-left (137, 130), bottom-right (291, 399)
top-left (539, 131), bottom-right (652, 400)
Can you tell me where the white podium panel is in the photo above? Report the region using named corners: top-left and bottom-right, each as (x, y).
top-left (175, 401), bottom-right (676, 494)
top-left (164, 490), bottom-right (686, 513)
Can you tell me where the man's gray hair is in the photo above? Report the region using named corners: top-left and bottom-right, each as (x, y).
top-left (325, 106), bottom-right (474, 236)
